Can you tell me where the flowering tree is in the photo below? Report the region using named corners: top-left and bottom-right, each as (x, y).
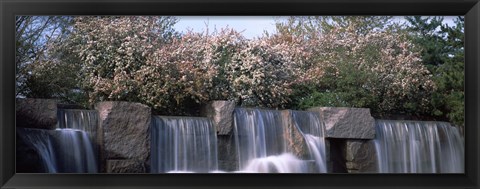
top-left (225, 38), bottom-right (299, 108)
top-left (139, 28), bottom-right (300, 112)
top-left (135, 31), bottom-right (222, 114)
top-left (272, 16), bottom-right (435, 114)
top-left (24, 16), bottom-right (441, 117)
top-left (67, 16), bottom-right (178, 104)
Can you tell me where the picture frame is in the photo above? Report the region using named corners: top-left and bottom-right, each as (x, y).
top-left (1, 0), bottom-right (479, 188)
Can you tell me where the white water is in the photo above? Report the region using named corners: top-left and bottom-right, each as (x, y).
top-left (56, 109), bottom-right (98, 173)
top-left (151, 116), bottom-right (219, 173)
top-left (57, 109), bottom-right (98, 142)
top-left (17, 109), bottom-right (99, 173)
top-left (291, 110), bottom-right (327, 173)
top-left (233, 108), bottom-right (327, 173)
top-left (374, 120), bottom-right (464, 173)
top-left (17, 127), bottom-right (98, 173)
top-left (242, 153), bottom-right (309, 173)
top-left (54, 128), bottom-right (98, 173)
top-left (233, 108), bottom-right (287, 171)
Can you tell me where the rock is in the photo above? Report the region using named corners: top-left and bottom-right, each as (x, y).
top-left (200, 101), bottom-right (236, 135)
top-left (345, 140), bottom-right (378, 173)
top-left (281, 110), bottom-right (310, 159)
top-left (95, 101), bottom-right (151, 173)
top-left (217, 135), bottom-right (238, 171)
top-left (16, 98), bottom-right (58, 130)
top-left (200, 101), bottom-right (237, 171)
top-left (57, 103), bottom-right (87, 110)
top-left (308, 107), bottom-right (375, 139)
top-left (106, 159), bottom-right (146, 173)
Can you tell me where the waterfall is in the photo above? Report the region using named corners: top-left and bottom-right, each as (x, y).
top-left (17, 108), bottom-right (99, 173)
top-left (291, 110), bottom-right (327, 173)
top-left (374, 120), bottom-right (464, 173)
top-left (17, 127), bottom-right (98, 173)
top-left (57, 109), bottom-right (98, 142)
top-left (233, 108), bottom-right (286, 171)
top-left (55, 108), bottom-right (99, 173)
top-left (151, 116), bottom-right (219, 173)
top-left (53, 128), bottom-right (98, 173)
top-left (242, 153), bottom-right (309, 173)
top-left (17, 128), bottom-right (58, 173)
top-left (233, 108), bottom-right (316, 173)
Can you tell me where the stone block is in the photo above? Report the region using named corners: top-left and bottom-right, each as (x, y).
top-left (345, 139), bottom-right (378, 173)
top-left (95, 101), bottom-right (151, 173)
top-left (16, 98), bottom-right (57, 129)
top-left (107, 159), bottom-right (145, 173)
top-left (281, 110), bottom-right (310, 159)
top-left (308, 107), bottom-right (375, 139)
top-left (201, 100), bottom-right (236, 135)
top-left (217, 135), bottom-right (238, 171)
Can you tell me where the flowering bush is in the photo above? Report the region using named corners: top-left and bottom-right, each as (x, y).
top-left (70, 16), bottom-right (177, 104)
top-left (29, 16), bottom-right (437, 116)
top-left (225, 37), bottom-right (301, 108)
top-left (271, 17), bottom-right (435, 113)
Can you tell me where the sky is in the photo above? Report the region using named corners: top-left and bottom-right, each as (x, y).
top-left (174, 16), bottom-right (279, 39)
top-left (174, 16), bottom-right (459, 39)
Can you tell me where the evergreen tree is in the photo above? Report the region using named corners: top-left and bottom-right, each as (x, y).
top-left (405, 16), bottom-right (464, 127)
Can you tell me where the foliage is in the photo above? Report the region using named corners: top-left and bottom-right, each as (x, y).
top-left (406, 16), bottom-right (465, 126)
top-left (68, 16), bottom-right (177, 104)
top-left (139, 28), bottom-right (301, 112)
top-left (21, 16), bottom-right (462, 121)
top-left (57, 17), bottom-right (300, 114)
top-left (275, 16), bottom-right (435, 115)
top-left (16, 16), bottom-right (74, 98)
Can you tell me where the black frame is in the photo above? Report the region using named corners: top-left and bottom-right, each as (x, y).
top-left (1, 0), bottom-right (479, 188)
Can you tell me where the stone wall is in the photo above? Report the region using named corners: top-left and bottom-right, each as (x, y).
top-left (16, 98), bottom-right (58, 130)
top-left (16, 99), bottom-right (75, 173)
top-left (309, 107), bottom-right (377, 173)
top-left (280, 110), bottom-right (311, 160)
top-left (308, 107), bottom-right (375, 139)
top-left (200, 100), bottom-right (237, 171)
top-left (16, 98), bottom-right (381, 173)
top-left (95, 101), bottom-right (151, 173)
top-left (345, 140), bottom-right (378, 173)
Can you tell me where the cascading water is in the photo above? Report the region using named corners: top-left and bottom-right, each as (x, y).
top-left (242, 153), bottom-right (308, 173)
top-left (17, 109), bottom-right (99, 173)
top-left (233, 108), bottom-right (313, 173)
top-left (57, 109), bottom-right (98, 142)
top-left (55, 108), bottom-right (99, 173)
top-left (151, 116), bottom-right (219, 173)
top-left (17, 127), bottom-right (98, 173)
top-left (291, 110), bottom-right (327, 173)
top-left (374, 120), bottom-right (464, 173)
top-left (17, 128), bottom-right (58, 172)
top-left (53, 128), bottom-right (98, 173)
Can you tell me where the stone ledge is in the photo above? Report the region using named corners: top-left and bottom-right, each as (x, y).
top-left (308, 107), bottom-right (375, 139)
top-left (106, 159), bottom-right (146, 173)
top-left (16, 98), bottom-right (58, 130)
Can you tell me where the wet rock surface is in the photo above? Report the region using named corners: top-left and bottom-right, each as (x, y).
top-left (281, 110), bottom-right (310, 159)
